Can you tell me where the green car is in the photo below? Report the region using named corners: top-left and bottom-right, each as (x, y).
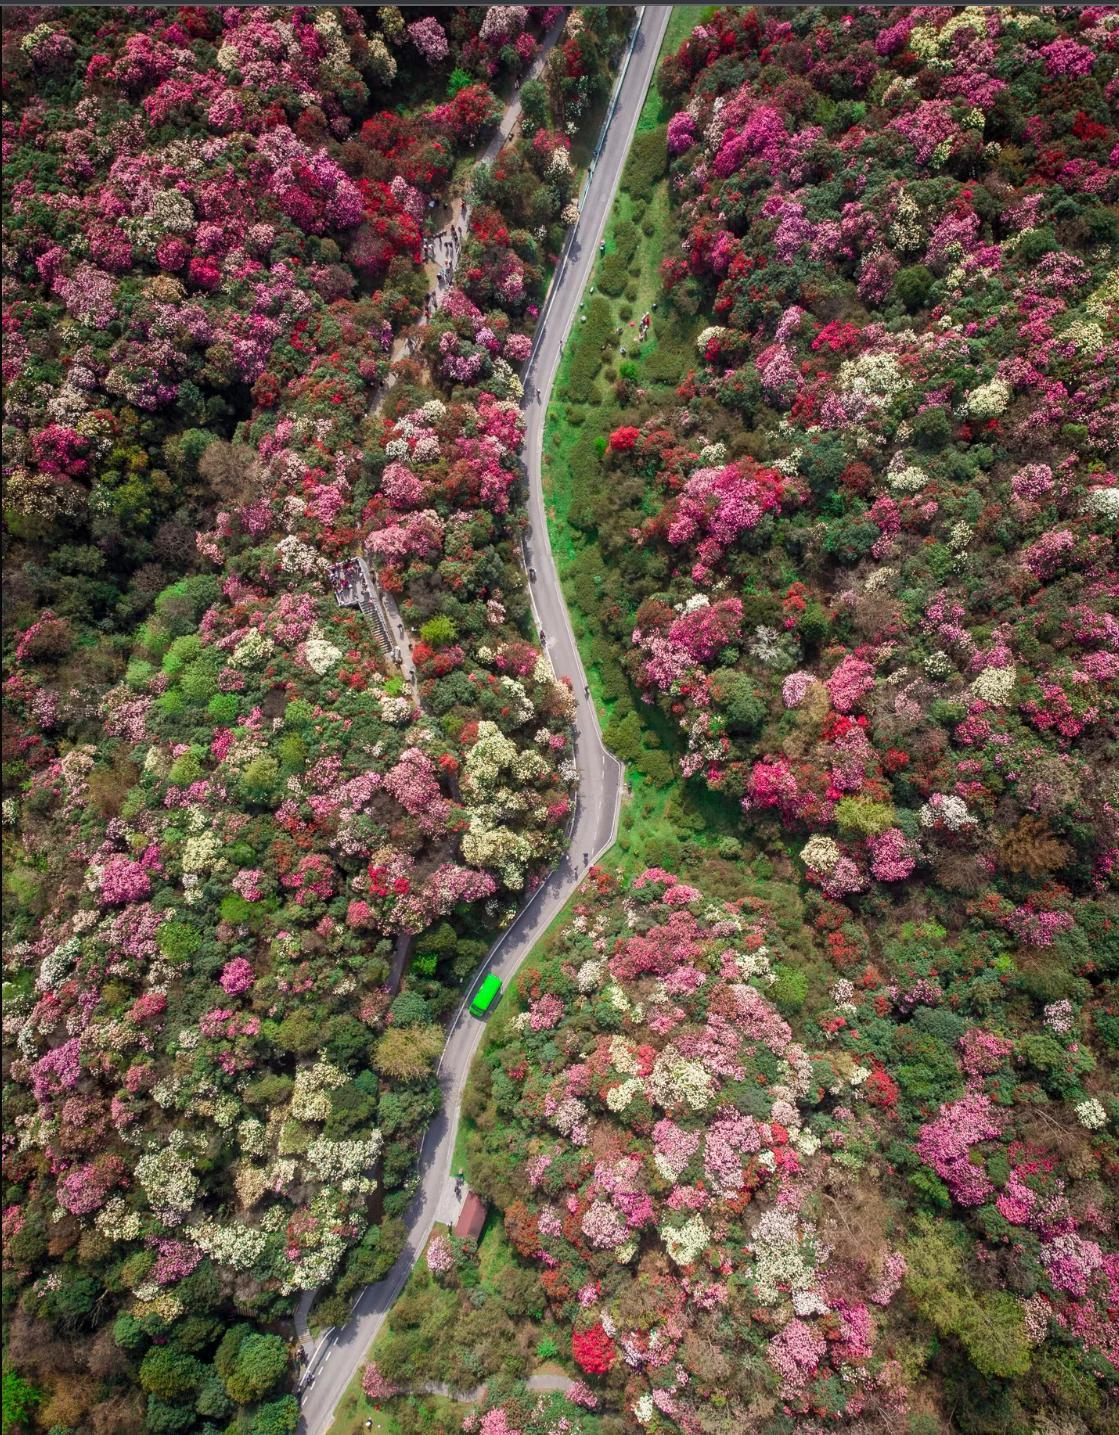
top-left (470, 973), bottom-right (502, 1018)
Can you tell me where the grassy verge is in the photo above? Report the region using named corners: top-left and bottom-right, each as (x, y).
top-left (325, 1215), bottom-right (570, 1435)
top-left (541, 7), bottom-right (748, 878)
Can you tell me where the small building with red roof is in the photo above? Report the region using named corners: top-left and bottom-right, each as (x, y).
top-left (454, 1191), bottom-right (487, 1242)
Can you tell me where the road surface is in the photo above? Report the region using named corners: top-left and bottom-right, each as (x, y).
top-left (296, 10), bottom-right (669, 1431)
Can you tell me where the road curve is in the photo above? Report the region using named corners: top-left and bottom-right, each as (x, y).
top-left (297, 11), bottom-right (669, 1431)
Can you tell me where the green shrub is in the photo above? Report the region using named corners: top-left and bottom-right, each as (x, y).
top-left (771, 965), bottom-right (808, 1014)
top-left (207, 692), bottom-right (240, 722)
top-left (168, 750), bottom-right (203, 786)
top-left (623, 126), bottom-right (668, 198)
top-left (126, 657), bottom-right (154, 689)
top-left (564, 296), bottom-right (613, 401)
top-left (599, 252), bottom-right (629, 296)
top-left (448, 67), bottom-right (473, 97)
top-left (911, 406), bottom-right (952, 450)
top-left (613, 217), bottom-right (638, 262)
top-left (894, 264), bottom-right (935, 312)
top-left (420, 614), bottom-right (457, 647)
top-left (1015, 226), bottom-right (1058, 265)
top-left (158, 921), bottom-right (201, 963)
top-left (835, 797), bottom-right (896, 837)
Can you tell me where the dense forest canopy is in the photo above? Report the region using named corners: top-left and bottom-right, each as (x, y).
top-left (1, 6), bottom-right (632, 1433)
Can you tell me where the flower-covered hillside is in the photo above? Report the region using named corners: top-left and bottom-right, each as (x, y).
top-left (465, 864), bottom-right (1118, 1432)
top-left (466, 868), bottom-right (915, 1430)
top-left (1, 7), bottom-right (632, 1434)
top-left (536, 7), bottom-right (1118, 1429)
top-left (603, 7), bottom-right (1119, 912)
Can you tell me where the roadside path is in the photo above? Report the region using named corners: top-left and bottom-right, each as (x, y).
top-left (296, 10), bottom-right (669, 1429)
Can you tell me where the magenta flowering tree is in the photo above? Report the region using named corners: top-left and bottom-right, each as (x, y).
top-left (916, 1094), bottom-right (1003, 1207)
top-left (407, 17), bottom-right (449, 66)
top-left (99, 854), bottom-right (152, 906)
top-left (219, 957), bottom-right (255, 996)
top-left (666, 110), bottom-right (696, 155)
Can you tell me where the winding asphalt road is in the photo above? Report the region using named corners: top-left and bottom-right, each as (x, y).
top-left (297, 10), bottom-right (669, 1431)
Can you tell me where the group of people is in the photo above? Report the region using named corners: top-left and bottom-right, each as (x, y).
top-left (427, 219), bottom-right (463, 292)
top-left (328, 557), bottom-right (364, 605)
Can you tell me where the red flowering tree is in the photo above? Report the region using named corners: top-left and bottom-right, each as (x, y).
top-left (608, 425), bottom-right (639, 452)
top-left (572, 1321), bottom-right (615, 1374)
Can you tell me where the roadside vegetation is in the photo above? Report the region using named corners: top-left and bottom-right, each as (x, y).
top-left (1, 8), bottom-right (633, 1433)
top-left (465, 7), bottom-right (1119, 1435)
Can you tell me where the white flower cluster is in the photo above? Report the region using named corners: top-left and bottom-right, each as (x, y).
top-left (606, 1078), bottom-right (644, 1113)
top-left (291, 1060), bottom-right (348, 1122)
top-left (919, 793), bottom-right (978, 831)
top-left (749, 625), bottom-right (794, 667)
top-left (279, 1226), bottom-right (351, 1294)
top-left (1061, 317), bottom-right (1104, 354)
top-left (606, 982), bottom-right (634, 1017)
top-left (947, 521), bottom-right (973, 553)
top-left (1075, 1098), bottom-right (1107, 1131)
top-left (181, 827), bottom-right (220, 875)
top-left (964, 377), bottom-right (1010, 420)
top-left (150, 189), bottom-right (195, 235)
top-left (213, 1095), bottom-right (240, 1129)
top-left (20, 22), bottom-right (58, 54)
top-left (748, 1209), bottom-right (825, 1312)
top-left (231, 629), bottom-right (275, 668)
top-left (498, 675), bottom-right (535, 726)
top-left (970, 666), bottom-right (1016, 706)
top-left (924, 651), bottom-right (954, 679)
top-left (576, 958), bottom-right (605, 993)
top-left (648, 1046), bottom-right (713, 1112)
top-left (661, 1213), bottom-right (710, 1266)
top-left (609, 1036), bottom-right (639, 1075)
top-left (305, 1134), bottom-right (383, 1193)
top-left (887, 452), bottom-right (928, 493)
top-left (546, 146), bottom-right (572, 178)
top-left (38, 936), bottom-right (81, 992)
top-left (276, 534), bottom-right (326, 577)
top-left (864, 567), bottom-right (897, 592)
top-left (238, 1117), bottom-right (267, 1158)
top-left (909, 7), bottom-right (989, 68)
top-left (550, 1096), bottom-right (588, 1145)
top-left (189, 1220), bottom-right (268, 1271)
top-left (96, 1196), bottom-right (142, 1243)
top-left (234, 1163), bottom-right (269, 1210)
top-left (377, 690), bottom-right (414, 725)
top-left (800, 834), bottom-right (841, 873)
top-left (136, 1144), bottom-right (199, 1221)
top-left (304, 627), bottom-right (343, 675)
top-left (1082, 487), bottom-right (1119, 522)
top-left (695, 325), bottom-right (729, 355)
top-left (837, 352), bottom-right (910, 406)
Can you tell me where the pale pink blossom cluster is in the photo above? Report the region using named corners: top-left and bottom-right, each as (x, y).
top-left (426, 1233), bottom-right (456, 1273)
top-left (916, 1093), bottom-right (1002, 1206)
